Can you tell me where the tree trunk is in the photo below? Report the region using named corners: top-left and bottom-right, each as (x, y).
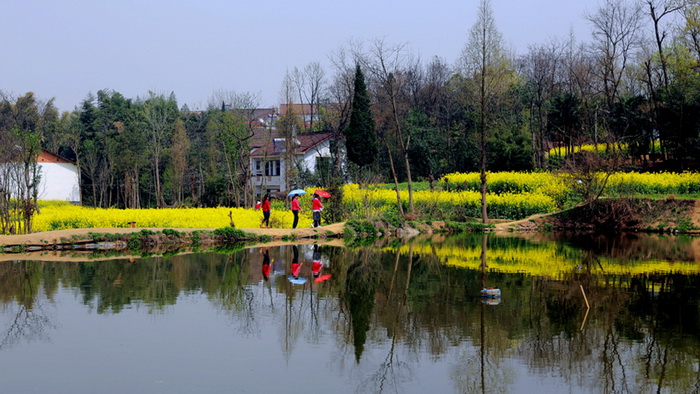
top-left (390, 93), bottom-right (414, 215)
top-left (479, 11), bottom-right (488, 225)
top-left (384, 140), bottom-right (404, 217)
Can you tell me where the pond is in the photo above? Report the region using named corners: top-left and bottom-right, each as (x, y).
top-left (1, 233), bottom-right (699, 393)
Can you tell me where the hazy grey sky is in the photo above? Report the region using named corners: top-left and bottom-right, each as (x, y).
top-left (1, 0), bottom-right (603, 113)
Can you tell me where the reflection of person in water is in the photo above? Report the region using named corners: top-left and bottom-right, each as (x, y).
top-left (291, 245), bottom-right (301, 279)
top-left (287, 245), bottom-right (307, 285)
top-left (312, 244), bottom-right (322, 278)
top-left (261, 247), bottom-right (271, 281)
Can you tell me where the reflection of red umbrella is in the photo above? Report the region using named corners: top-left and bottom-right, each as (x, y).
top-left (314, 274), bottom-right (331, 283)
top-left (314, 189), bottom-right (331, 198)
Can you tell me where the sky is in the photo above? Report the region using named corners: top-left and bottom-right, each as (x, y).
top-left (1, 0), bottom-right (605, 113)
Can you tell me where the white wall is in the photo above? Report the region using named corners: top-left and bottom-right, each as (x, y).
top-left (300, 140), bottom-right (331, 172)
top-left (37, 162), bottom-right (80, 203)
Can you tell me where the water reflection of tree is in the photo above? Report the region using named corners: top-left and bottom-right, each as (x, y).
top-left (515, 251), bottom-right (700, 393)
top-left (0, 301), bottom-right (54, 350)
top-left (452, 235), bottom-right (514, 393)
top-left (357, 244), bottom-right (417, 394)
top-left (0, 262), bottom-right (55, 350)
top-left (343, 248), bottom-right (380, 363)
top-left (387, 234), bottom-right (700, 392)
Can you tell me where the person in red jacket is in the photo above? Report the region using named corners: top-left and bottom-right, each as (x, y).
top-left (311, 193), bottom-right (324, 228)
top-left (259, 194), bottom-right (271, 228)
top-left (290, 194), bottom-right (301, 229)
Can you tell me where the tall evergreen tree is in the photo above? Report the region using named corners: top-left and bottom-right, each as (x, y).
top-left (344, 64), bottom-right (378, 170)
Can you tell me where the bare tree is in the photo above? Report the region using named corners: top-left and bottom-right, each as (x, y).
top-left (0, 122), bottom-right (16, 233)
top-left (587, 0), bottom-right (644, 111)
top-left (364, 38), bottom-right (416, 216)
top-left (0, 92), bottom-right (54, 234)
top-left (304, 62), bottom-right (326, 131)
top-left (208, 90), bottom-right (260, 206)
top-left (290, 62), bottom-right (327, 132)
top-left (291, 66), bottom-right (307, 122)
top-left (646, 0), bottom-right (686, 91)
top-left (207, 89), bottom-right (261, 112)
top-left (171, 119), bottom-right (190, 206)
top-left (418, 56), bottom-right (452, 119)
top-left (520, 41), bottom-right (563, 168)
top-left (461, 0), bottom-right (513, 223)
top-left (279, 71), bottom-right (302, 192)
top-left (142, 92), bottom-right (179, 207)
top-left (681, 2), bottom-right (700, 59)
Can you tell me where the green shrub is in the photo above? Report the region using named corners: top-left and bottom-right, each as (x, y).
top-left (213, 226), bottom-right (246, 241)
top-left (162, 228), bottom-right (183, 237)
top-left (382, 208), bottom-right (403, 227)
top-left (190, 230), bottom-right (202, 247)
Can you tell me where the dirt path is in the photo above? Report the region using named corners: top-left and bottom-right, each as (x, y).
top-left (493, 213), bottom-right (550, 231)
top-left (0, 222), bottom-right (347, 247)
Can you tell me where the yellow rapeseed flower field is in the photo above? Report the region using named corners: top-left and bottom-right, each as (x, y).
top-left (547, 141), bottom-right (664, 158)
top-left (606, 171), bottom-right (700, 194)
top-left (442, 170), bottom-right (700, 198)
top-left (34, 201), bottom-right (312, 231)
top-left (28, 170), bottom-right (699, 232)
top-left (342, 179), bottom-right (558, 220)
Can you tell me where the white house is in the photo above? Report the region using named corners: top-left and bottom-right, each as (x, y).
top-left (36, 149), bottom-right (81, 203)
top-left (250, 131), bottom-right (335, 195)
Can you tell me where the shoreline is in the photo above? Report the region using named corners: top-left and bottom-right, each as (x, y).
top-left (2, 197), bottom-right (699, 252)
top-left (0, 223), bottom-right (347, 248)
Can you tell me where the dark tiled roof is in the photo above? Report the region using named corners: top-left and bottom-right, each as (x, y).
top-left (249, 127), bottom-right (280, 149)
top-left (251, 131), bottom-right (334, 158)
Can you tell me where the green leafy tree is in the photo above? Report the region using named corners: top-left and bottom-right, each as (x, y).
top-left (207, 110), bottom-right (251, 206)
top-left (170, 119), bottom-right (191, 206)
top-left (405, 109), bottom-right (443, 189)
top-left (141, 92), bottom-right (179, 207)
top-left (548, 93), bottom-right (582, 157)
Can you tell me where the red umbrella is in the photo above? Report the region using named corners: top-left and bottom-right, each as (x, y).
top-left (314, 189), bottom-right (331, 198)
top-left (314, 274), bottom-right (331, 283)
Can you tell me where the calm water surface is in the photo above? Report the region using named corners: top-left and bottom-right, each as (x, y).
top-left (1, 233), bottom-right (699, 393)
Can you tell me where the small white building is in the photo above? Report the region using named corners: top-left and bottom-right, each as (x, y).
top-left (37, 149), bottom-right (81, 203)
top-left (250, 131), bottom-right (335, 195)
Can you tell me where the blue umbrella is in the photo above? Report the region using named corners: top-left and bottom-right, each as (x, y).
top-left (287, 189), bottom-right (307, 197)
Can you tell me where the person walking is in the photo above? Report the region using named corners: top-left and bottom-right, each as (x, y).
top-left (311, 193), bottom-right (323, 228)
top-left (290, 194), bottom-right (301, 229)
top-left (259, 194), bottom-right (271, 228)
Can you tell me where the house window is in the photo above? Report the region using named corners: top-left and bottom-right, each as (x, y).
top-left (254, 159), bottom-right (263, 176)
top-left (265, 160), bottom-right (281, 176)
